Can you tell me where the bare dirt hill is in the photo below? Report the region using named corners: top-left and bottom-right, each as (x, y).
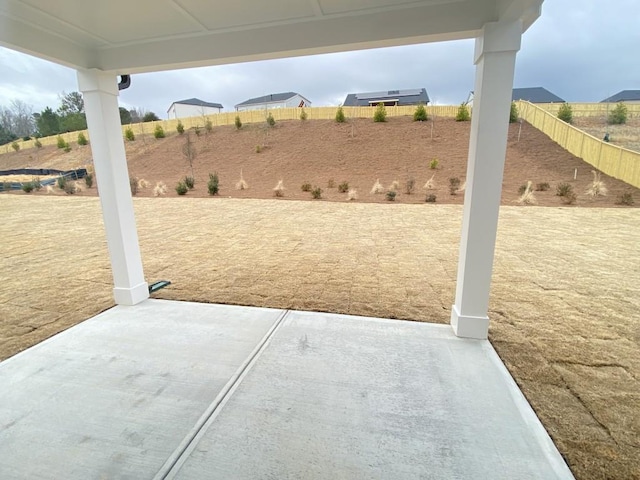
top-left (2, 116), bottom-right (638, 207)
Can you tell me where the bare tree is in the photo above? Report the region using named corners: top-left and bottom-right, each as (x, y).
top-left (182, 131), bottom-right (197, 178)
top-left (0, 100), bottom-right (35, 137)
top-left (10, 100), bottom-right (35, 137)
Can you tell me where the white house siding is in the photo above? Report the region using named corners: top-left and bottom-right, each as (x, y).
top-left (236, 94), bottom-right (310, 112)
top-left (168, 103), bottom-right (222, 119)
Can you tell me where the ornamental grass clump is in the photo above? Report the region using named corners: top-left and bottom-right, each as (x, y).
top-left (517, 180), bottom-right (537, 205)
top-left (370, 179), bottom-right (384, 194)
top-left (586, 170), bottom-right (607, 197)
top-left (273, 179), bottom-right (285, 197)
top-left (236, 170), bottom-right (248, 190)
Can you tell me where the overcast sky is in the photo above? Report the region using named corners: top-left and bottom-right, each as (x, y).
top-left (1, 0), bottom-right (638, 118)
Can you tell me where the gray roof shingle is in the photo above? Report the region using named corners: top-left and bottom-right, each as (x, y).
top-left (171, 98), bottom-right (223, 109)
top-left (235, 92), bottom-right (307, 107)
top-left (342, 88), bottom-right (429, 106)
top-left (600, 90), bottom-right (640, 103)
top-left (512, 87), bottom-right (565, 103)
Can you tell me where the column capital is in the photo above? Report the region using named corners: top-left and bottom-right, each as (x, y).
top-left (474, 20), bottom-right (522, 64)
top-left (77, 69), bottom-right (119, 96)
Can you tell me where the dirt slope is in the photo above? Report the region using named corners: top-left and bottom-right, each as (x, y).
top-left (1, 116), bottom-right (638, 207)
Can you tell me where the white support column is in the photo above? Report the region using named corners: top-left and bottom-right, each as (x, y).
top-left (451, 21), bottom-right (522, 339)
top-left (77, 69), bottom-right (149, 305)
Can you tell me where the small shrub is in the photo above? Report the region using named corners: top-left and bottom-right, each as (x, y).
top-left (63, 145), bottom-right (72, 153)
top-left (424, 174), bottom-right (435, 190)
top-left (130, 177), bottom-right (139, 196)
top-left (176, 181), bottom-right (188, 195)
top-left (455, 103), bottom-right (470, 122)
top-left (425, 194), bottom-right (437, 203)
top-left (2, 181), bottom-right (12, 192)
top-left (300, 109), bottom-right (308, 121)
top-left (347, 188), bottom-right (358, 201)
top-left (138, 178), bottom-right (150, 189)
top-left (413, 104), bottom-right (428, 122)
top-left (22, 136), bottom-right (31, 141)
top-left (335, 106), bottom-right (346, 123)
top-left (176, 121), bottom-right (185, 134)
top-left (517, 180), bottom-right (536, 205)
top-left (22, 182), bottom-right (34, 193)
top-left (616, 192), bottom-right (634, 206)
top-left (194, 126), bottom-right (202, 137)
top-left (556, 183), bottom-right (573, 197)
top-left (34, 139), bottom-right (42, 148)
top-left (373, 103), bottom-right (387, 123)
top-left (337, 181), bottom-right (349, 193)
top-left (234, 116), bottom-right (242, 130)
top-left (77, 132), bottom-right (88, 145)
top-left (311, 186), bottom-right (322, 199)
top-left (370, 179), bottom-right (384, 194)
top-left (557, 103), bottom-right (573, 123)
top-left (327, 178), bottom-right (336, 188)
top-left (266, 112), bottom-right (276, 127)
top-left (385, 190), bottom-right (396, 201)
top-left (535, 182), bottom-right (550, 191)
top-left (509, 102), bottom-right (519, 123)
top-left (56, 136), bottom-right (67, 149)
top-left (153, 181), bottom-right (168, 197)
top-left (405, 177), bottom-right (415, 195)
top-left (429, 158), bottom-right (439, 169)
top-left (273, 179), bottom-right (285, 197)
top-left (301, 182), bottom-right (312, 192)
top-left (11, 141), bottom-right (20, 152)
top-left (154, 125), bottom-right (165, 139)
top-left (608, 102), bottom-right (628, 125)
top-left (586, 170), bottom-right (607, 197)
top-left (85, 173), bottom-right (94, 188)
top-left (449, 177), bottom-right (461, 195)
top-left (184, 176), bottom-right (195, 190)
top-left (561, 191), bottom-right (577, 205)
top-left (125, 127), bottom-right (135, 141)
top-left (255, 145), bottom-right (262, 153)
top-left (205, 119), bottom-right (213, 133)
top-left (207, 173), bottom-right (219, 196)
top-left (518, 184), bottom-right (528, 195)
top-left (32, 177), bottom-right (42, 191)
top-left (57, 176), bottom-right (67, 190)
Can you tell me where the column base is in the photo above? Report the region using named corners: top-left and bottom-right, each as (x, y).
top-left (113, 282), bottom-right (150, 306)
top-left (450, 305), bottom-right (489, 339)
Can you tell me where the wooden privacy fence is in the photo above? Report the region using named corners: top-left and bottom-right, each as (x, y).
top-left (1, 104), bottom-right (460, 155)
top-left (531, 102), bottom-right (640, 118)
top-left (517, 101), bottom-right (640, 188)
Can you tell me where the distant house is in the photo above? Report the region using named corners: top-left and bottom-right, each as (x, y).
top-left (343, 88), bottom-right (429, 107)
top-left (600, 90), bottom-right (640, 104)
top-left (234, 92), bottom-right (311, 112)
top-left (511, 87), bottom-right (565, 103)
top-left (167, 98), bottom-right (223, 119)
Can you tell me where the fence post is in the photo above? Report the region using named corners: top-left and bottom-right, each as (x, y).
top-left (617, 147), bottom-right (623, 178)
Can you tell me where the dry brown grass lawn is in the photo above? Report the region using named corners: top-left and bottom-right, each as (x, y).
top-left (0, 195), bottom-right (638, 480)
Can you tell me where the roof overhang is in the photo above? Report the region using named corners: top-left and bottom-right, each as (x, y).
top-left (0, 0), bottom-right (542, 74)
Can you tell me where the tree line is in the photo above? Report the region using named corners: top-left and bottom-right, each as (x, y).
top-left (0, 92), bottom-right (160, 145)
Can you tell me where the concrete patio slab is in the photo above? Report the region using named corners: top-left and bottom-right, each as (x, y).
top-left (169, 310), bottom-right (573, 480)
top-left (0, 300), bottom-right (284, 479)
top-left (0, 300), bottom-right (573, 479)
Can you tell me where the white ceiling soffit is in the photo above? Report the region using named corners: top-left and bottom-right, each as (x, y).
top-left (0, 0), bottom-right (542, 74)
